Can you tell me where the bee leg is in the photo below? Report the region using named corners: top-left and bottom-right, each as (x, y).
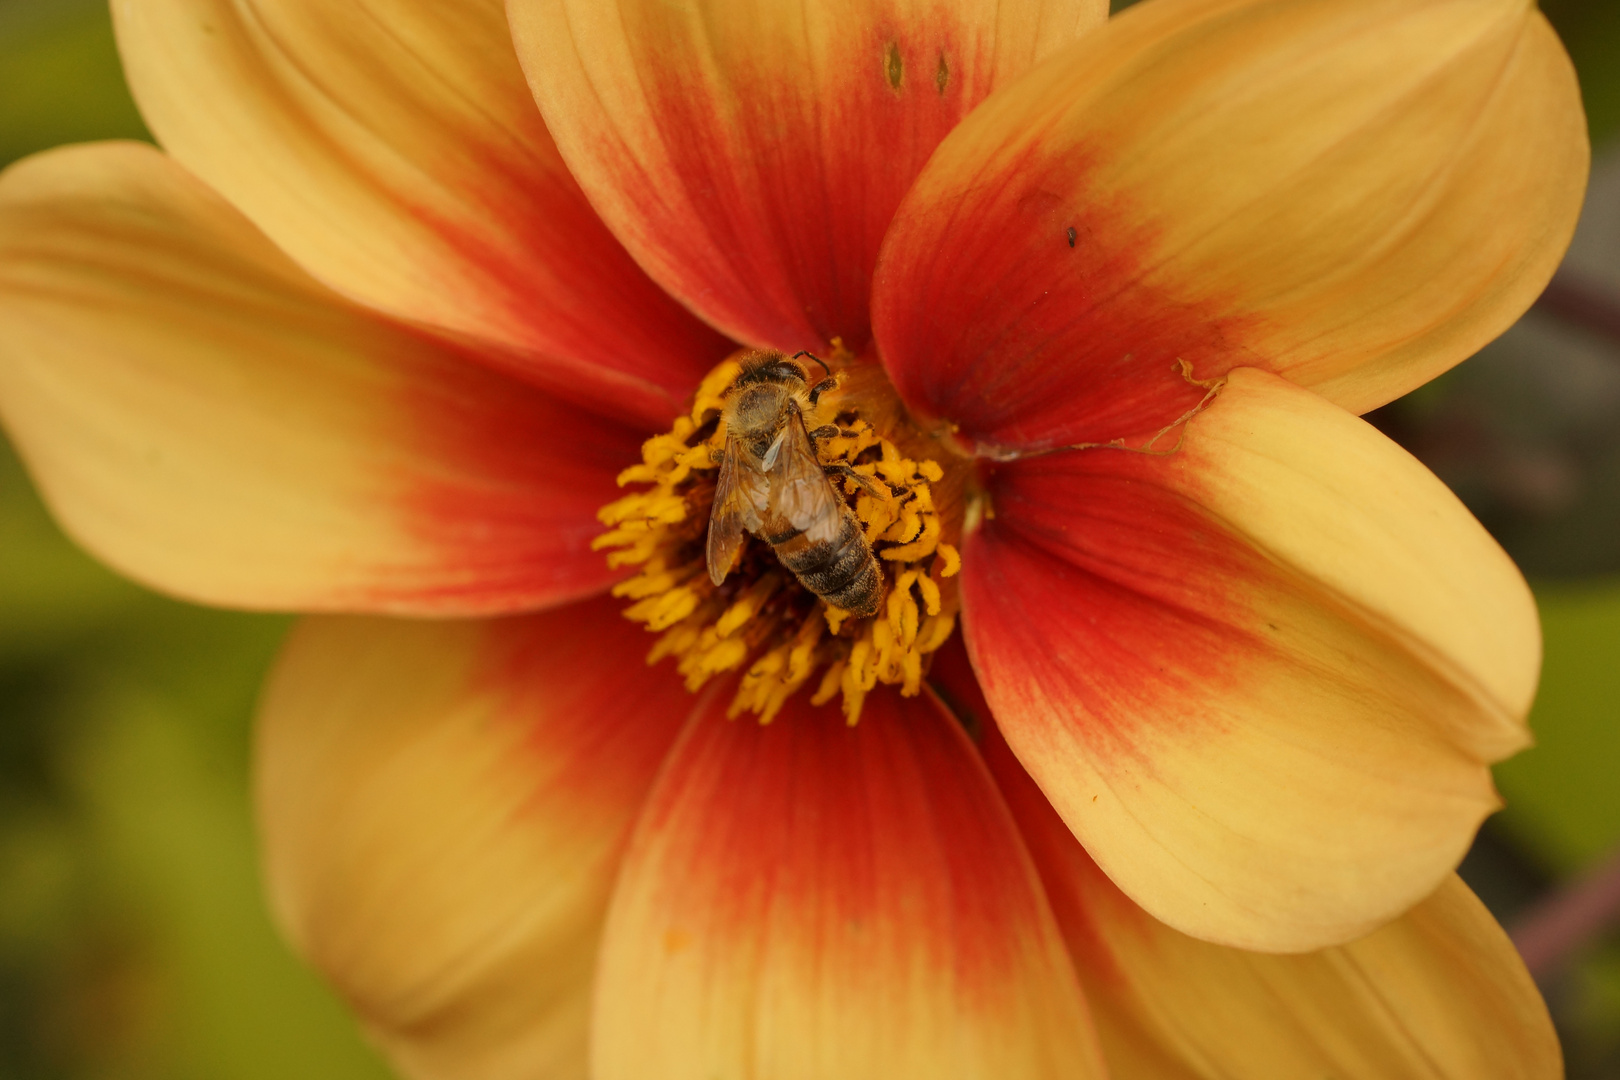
top-left (824, 462), bottom-right (886, 498)
top-left (807, 424), bottom-right (840, 443)
top-left (806, 376), bottom-right (840, 407)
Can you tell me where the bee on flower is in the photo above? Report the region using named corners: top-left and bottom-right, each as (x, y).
top-left (0, 0), bottom-right (1588, 1076)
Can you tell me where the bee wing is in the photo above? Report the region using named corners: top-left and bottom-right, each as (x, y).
top-left (707, 436), bottom-right (765, 585)
top-left (766, 411), bottom-right (846, 545)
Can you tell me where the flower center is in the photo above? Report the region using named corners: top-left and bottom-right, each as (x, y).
top-left (595, 345), bottom-right (964, 724)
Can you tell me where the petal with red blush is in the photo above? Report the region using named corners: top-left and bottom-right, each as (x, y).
top-left (962, 369), bottom-right (1537, 951)
top-left (874, 0), bottom-right (1585, 454)
top-left (511, 0), bottom-right (1105, 354)
top-left (257, 597), bottom-right (693, 1079)
top-left (979, 721), bottom-right (1561, 1079)
top-left (591, 687), bottom-right (1107, 1080)
top-left (115, 0), bottom-right (730, 426)
top-left (0, 143), bottom-right (639, 615)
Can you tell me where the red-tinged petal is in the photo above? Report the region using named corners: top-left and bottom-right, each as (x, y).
top-left (510, 0), bottom-right (1106, 353)
top-left (981, 724), bottom-right (1561, 1079)
top-left (590, 687), bottom-right (1108, 1080)
top-left (874, 0), bottom-right (1586, 455)
top-left (257, 597), bottom-right (693, 1080)
top-left (961, 368), bottom-right (1537, 951)
top-left (114, 0), bottom-right (731, 427)
top-left (0, 143), bottom-right (639, 614)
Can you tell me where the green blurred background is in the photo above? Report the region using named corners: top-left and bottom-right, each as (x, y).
top-left (2, 0), bottom-right (1620, 1075)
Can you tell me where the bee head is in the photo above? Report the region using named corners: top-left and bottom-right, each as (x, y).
top-left (733, 350), bottom-right (809, 389)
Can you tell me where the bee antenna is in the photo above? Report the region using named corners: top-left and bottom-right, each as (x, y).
top-left (790, 350), bottom-right (831, 380)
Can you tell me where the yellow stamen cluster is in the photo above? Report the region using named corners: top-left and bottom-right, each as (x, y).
top-left (594, 358), bottom-right (961, 724)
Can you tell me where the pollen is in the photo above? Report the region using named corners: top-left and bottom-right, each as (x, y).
top-left (594, 349), bottom-right (963, 725)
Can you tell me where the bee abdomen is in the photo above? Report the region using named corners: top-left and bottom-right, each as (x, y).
top-left (777, 515), bottom-right (881, 617)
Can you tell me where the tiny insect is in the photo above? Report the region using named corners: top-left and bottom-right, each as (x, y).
top-left (707, 350), bottom-right (885, 618)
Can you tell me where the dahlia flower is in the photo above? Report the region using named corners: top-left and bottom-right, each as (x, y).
top-left (0, 0), bottom-right (1588, 1075)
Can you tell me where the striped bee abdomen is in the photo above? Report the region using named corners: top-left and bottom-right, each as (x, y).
top-left (776, 514), bottom-right (881, 617)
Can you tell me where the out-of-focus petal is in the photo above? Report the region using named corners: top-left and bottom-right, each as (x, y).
top-left (962, 368), bottom-right (1537, 951)
top-left (114, 0), bottom-right (730, 426)
top-left (0, 143), bottom-right (639, 614)
top-left (983, 722), bottom-right (1562, 1080)
top-left (874, 0), bottom-right (1587, 455)
top-left (257, 598), bottom-right (693, 1080)
top-left (590, 688), bottom-right (1107, 1080)
top-left (511, 0), bottom-right (1105, 353)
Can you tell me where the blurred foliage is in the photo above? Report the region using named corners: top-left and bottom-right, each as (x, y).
top-left (3, 0), bottom-right (1620, 1078)
top-left (1498, 580), bottom-right (1620, 873)
top-left (0, 0), bottom-right (149, 165)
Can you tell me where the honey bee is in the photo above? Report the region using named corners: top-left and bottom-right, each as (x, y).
top-left (707, 350), bottom-right (884, 618)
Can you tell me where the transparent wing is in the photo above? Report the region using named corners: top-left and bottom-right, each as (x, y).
top-left (765, 411), bottom-right (846, 545)
top-left (707, 437), bottom-right (764, 585)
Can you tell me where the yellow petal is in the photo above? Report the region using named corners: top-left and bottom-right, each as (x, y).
top-left (984, 725), bottom-right (1562, 1079)
top-left (875, 0), bottom-right (1588, 454)
top-left (0, 142), bottom-right (640, 614)
top-left (113, 0), bottom-right (728, 425)
top-left (591, 687), bottom-right (1108, 1080)
top-left (963, 368), bottom-right (1537, 950)
top-left (257, 599), bottom-right (693, 1080)
top-left (510, 0), bottom-right (1105, 353)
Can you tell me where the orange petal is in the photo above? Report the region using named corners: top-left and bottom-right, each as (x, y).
top-left (982, 722), bottom-right (1562, 1079)
top-left (875, 0), bottom-right (1587, 454)
top-left (114, 0), bottom-right (730, 426)
top-left (0, 143), bottom-right (640, 614)
top-left (511, 0), bottom-right (1105, 353)
top-left (590, 687), bottom-right (1108, 1080)
top-left (961, 368), bottom-right (1537, 951)
top-left (256, 597), bottom-right (693, 1080)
